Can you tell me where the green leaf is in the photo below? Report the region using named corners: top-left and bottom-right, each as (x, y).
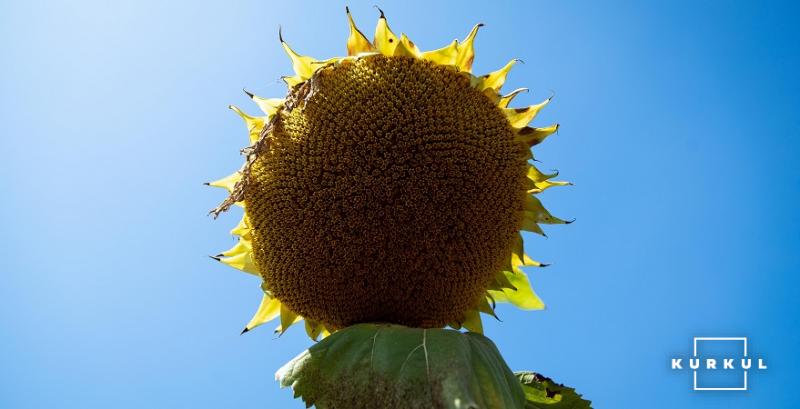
top-left (276, 323), bottom-right (526, 409)
top-left (515, 372), bottom-right (592, 409)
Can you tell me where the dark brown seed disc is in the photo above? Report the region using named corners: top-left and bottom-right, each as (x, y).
top-left (244, 54), bottom-right (530, 329)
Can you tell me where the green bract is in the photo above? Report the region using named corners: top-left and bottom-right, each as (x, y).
top-left (277, 324), bottom-right (524, 408)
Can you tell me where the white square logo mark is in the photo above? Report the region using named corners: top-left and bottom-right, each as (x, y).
top-left (693, 337), bottom-right (748, 391)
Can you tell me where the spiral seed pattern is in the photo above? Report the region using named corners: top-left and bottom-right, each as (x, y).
top-left (245, 55), bottom-right (530, 329)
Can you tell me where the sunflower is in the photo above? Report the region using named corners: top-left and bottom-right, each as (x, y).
top-left (208, 7), bottom-right (570, 341)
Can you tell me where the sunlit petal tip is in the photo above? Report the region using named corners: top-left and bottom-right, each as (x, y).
top-left (525, 196), bottom-right (570, 225)
top-left (346, 6), bottom-right (375, 56)
top-left (521, 253), bottom-right (548, 268)
top-left (216, 251), bottom-right (259, 275)
top-left (517, 124), bottom-right (559, 147)
top-left (276, 305), bottom-right (301, 335)
top-left (374, 5), bottom-right (386, 19)
top-left (481, 58), bottom-right (521, 92)
top-left (243, 293), bottom-right (282, 333)
top-left (207, 172), bottom-right (241, 192)
top-left (279, 27), bottom-right (317, 79)
top-left (504, 97), bottom-right (552, 128)
top-left (228, 104), bottom-right (259, 121)
top-left (528, 165), bottom-right (559, 183)
top-left (455, 23), bottom-right (484, 72)
top-left (246, 92), bottom-right (284, 116)
top-left (229, 105), bottom-right (266, 143)
top-left (228, 104), bottom-right (244, 116)
top-left (373, 7), bottom-right (398, 55)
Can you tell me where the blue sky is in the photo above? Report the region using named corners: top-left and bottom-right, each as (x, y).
top-left (1, 0), bottom-right (798, 408)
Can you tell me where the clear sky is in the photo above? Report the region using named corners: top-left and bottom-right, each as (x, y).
top-left (1, 0), bottom-right (798, 408)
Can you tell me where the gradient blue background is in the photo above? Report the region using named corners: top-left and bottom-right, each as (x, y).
top-left (1, 1), bottom-right (798, 407)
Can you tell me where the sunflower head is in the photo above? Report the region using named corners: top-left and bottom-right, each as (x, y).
top-left (209, 7), bottom-right (570, 339)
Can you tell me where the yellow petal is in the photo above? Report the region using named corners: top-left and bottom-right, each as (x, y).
top-left (525, 195), bottom-right (572, 225)
top-left (481, 59), bottom-right (520, 92)
top-left (392, 34), bottom-right (418, 58)
top-left (401, 34), bottom-right (421, 56)
top-left (527, 165), bottom-right (559, 183)
top-left (244, 90), bottom-right (283, 117)
top-left (506, 235), bottom-right (546, 268)
top-left (520, 214), bottom-right (547, 237)
top-left (230, 214), bottom-right (251, 238)
top-left (421, 39), bottom-right (459, 65)
top-left (533, 179), bottom-right (572, 193)
top-left (476, 295), bottom-right (498, 318)
top-left (212, 250), bottom-right (259, 275)
top-left (346, 7), bottom-right (375, 55)
top-left (205, 172), bottom-right (241, 193)
top-left (517, 124), bottom-right (559, 147)
top-left (319, 327), bottom-right (331, 339)
top-left (279, 27), bottom-right (316, 79)
top-left (508, 251), bottom-right (547, 272)
top-left (229, 105), bottom-right (266, 144)
top-left (503, 96), bottom-right (552, 128)
top-left (522, 252), bottom-right (547, 268)
top-left (373, 8), bottom-right (399, 56)
top-left (488, 270), bottom-right (545, 310)
top-left (461, 309), bottom-right (483, 334)
top-left (242, 293), bottom-right (281, 334)
top-left (492, 268), bottom-right (517, 291)
top-left (282, 75), bottom-right (305, 88)
top-left (220, 238), bottom-right (251, 257)
top-left (455, 23), bottom-right (483, 72)
top-left (304, 319), bottom-right (324, 341)
top-left (276, 304), bottom-right (302, 335)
